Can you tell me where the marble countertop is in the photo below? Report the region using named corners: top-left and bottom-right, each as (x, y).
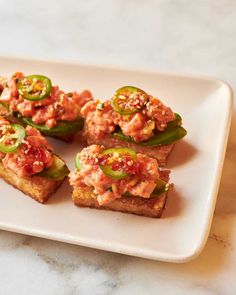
top-left (0, 0), bottom-right (236, 294)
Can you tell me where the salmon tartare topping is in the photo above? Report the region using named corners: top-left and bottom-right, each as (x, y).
top-left (69, 145), bottom-right (167, 205)
top-left (81, 90), bottom-right (175, 143)
top-left (0, 72), bottom-right (93, 128)
top-left (0, 116), bottom-right (54, 177)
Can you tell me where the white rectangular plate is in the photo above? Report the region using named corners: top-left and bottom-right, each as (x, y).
top-left (0, 56), bottom-right (232, 262)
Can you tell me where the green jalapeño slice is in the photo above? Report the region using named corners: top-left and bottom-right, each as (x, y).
top-left (17, 75), bottom-right (52, 101)
top-left (0, 124), bottom-right (26, 153)
top-left (75, 153), bottom-right (83, 170)
top-left (111, 86), bottom-right (148, 115)
top-left (99, 147), bottom-right (137, 179)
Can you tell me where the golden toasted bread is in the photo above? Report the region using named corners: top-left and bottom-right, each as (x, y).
top-left (72, 186), bottom-right (168, 218)
top-left (0, 159), bottom-right (64, 203)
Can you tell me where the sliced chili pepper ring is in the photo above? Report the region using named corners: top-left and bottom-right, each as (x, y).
top-left (75, 153), bottom-right (83, 170)
top-left (99, 147), bottom-right (137, 179)
top-left (0, 123), bottom-right (26, 153)
top-left (111, 86), bottom-right (148, 115)
top-left (17, 75), bottom-right (52, 101)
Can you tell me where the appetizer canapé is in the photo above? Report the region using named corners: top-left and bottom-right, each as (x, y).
top-left (0, 73), bottom-right (93, 141)
top-left (69, 145), bottom-right (172, 217)
top-left (0, 116), bottom-right (69, 203)
top-left (81, 86), bottom-right (186, 165)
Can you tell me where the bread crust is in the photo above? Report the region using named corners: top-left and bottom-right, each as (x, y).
top-left (0, 160), bottom-right (64, 203)
top-left (83, 133), bottom-right (174, 166)
top-left (72, 186), bottom-right (167, 218)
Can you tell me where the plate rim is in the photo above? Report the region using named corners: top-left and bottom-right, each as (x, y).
top-left (0, 53), bottom-right (233, 89)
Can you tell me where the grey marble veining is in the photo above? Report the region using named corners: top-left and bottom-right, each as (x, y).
top-left (0, 0), bottom-right (236, 294)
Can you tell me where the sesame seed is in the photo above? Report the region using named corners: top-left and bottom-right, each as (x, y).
top-left (165, 183), bottom-right (170, 191)
top-left (129, 93), bottom-right (135, 99)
